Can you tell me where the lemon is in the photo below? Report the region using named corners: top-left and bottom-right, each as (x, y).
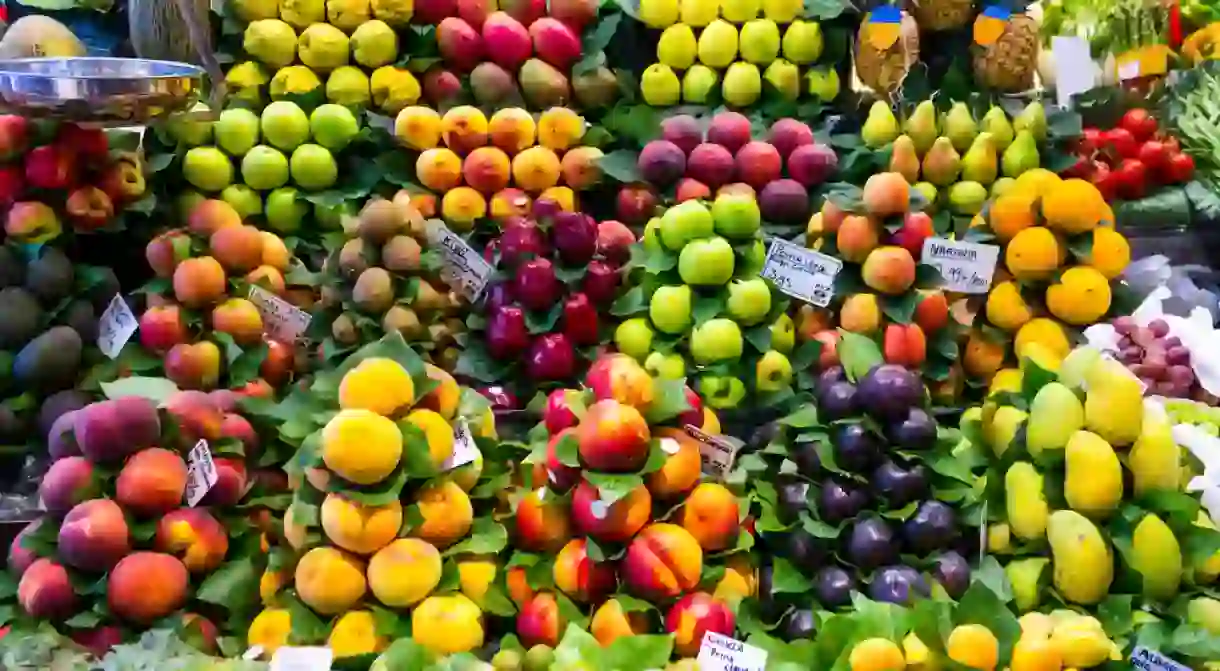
top-left (641, 64), bottom-right (681, 106)
top-left (698, 19), bottom-right (738, 68)
top-left (1046, 266), bottom-right (1112, 325)
top-left (639, 0), bottom-right (679, 27)
top-left (1015, 318), bottom-right (1070, 361)
top-left (680, 0), bottom-right (719, 26)
top-left (721, 62), bottom-right (761, 107)
top-left (986, 280), bottom-right (1034, 331)
top-left (1005, 227), bottom-right (1060, 281)
top-left (849, 638), bottom-right (906, 671)
top-left (657, 24), bottom-right (697, 69)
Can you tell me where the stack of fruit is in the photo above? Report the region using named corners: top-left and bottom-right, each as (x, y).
top-left (321, 195), bottom-right (465, 371)
top-left (1064, 108), bottom-right (1196, 202)
top-left (967, 345), bottom-right (1220, 664)
top-left (970, 175), bottom-right (1132, 382)
top-left (11, 391), bottom-right (268, 653)
top-left (140, 198), bottom-right (306, 394)
top-left (396, 105), bottom-right (602, 232)
top-left (251, 334), bottom-right (499, 660)
top-left (634, 1), bottom-right (839, 108)
top-left (467, 198), bottom-right (634, 391)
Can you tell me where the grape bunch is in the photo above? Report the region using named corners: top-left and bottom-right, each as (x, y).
top-left (1163, 398), bottom-right (1220, 435)
top-left (1113, 316), bottom-right (1198, 398)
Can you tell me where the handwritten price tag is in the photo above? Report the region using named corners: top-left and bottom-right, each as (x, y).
top-left (921, 238), bottom-right (1000, 294)
top-left (1131, 647), bottom-right (1191, 671)
top-left (270, 646), bottom-right (333, 671)
top-left (184, 440), bottom-right (218, 507)
top-left (97, 294), bottom-right (138, 359)
top-left (426, 219), bottom-right (494, 302)
top-left (759, 238), bottom-right (842, 307)
top-left (697, 632), bottom-right (768, 671)
top-left (248, 286), bottom-right (312, 344)
top-left (684, 425), bottom-right (742, 481)
top-left (440, 420), bottom-right (479, 471)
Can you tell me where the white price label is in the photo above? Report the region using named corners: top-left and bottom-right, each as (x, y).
top-left (441, 420), bottom-right (479, 471)
top-left (684, 425), bottom-right (742, 481)
top-left (270, 646), bottom-right (333, 671)
top-left (249, 286), bottom-right (312, 344)
top-left (1118, 59), bottom-right (1141, 81)
top-left (1052, 36), bottom-right (1097, 107)
top-left (696, 632), bottom-right (767, 671)
top-left (184, 440), bottom-right (219, 507)
top-left (759, 238), bottom-right (841, 307)
top-left (97, 294), bottom-right (138, 359)
top-left (921, 237), bottom-right (1000, 294)
top-left (242, 646), bottom-right (265, 661)
top-left (426, 219), bottom-right (494, 302)
top-left (1130, 647), bottom-right (1191, 671)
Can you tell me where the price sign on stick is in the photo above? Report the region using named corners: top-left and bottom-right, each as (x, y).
top-left (184, 440), bottom-right (218, 507)
top-left (97, 294), bottom-right (138, 359)
top-left (759, 238), bottom-right (842, 307)
top-left (249, 286), bottom-right (312, 344)
top-left (270, 646), bottom-right (333, 671)
top-left (440, 420), bottom-right (478, 471)
top-left (426, 220), bottom-right (494, 302)
top-left (684, 425), bottom-right (743, 480)
top-left (920, 237), bottom-right (1000, 294)
top-left (697, 632), bottom-right (768, 671)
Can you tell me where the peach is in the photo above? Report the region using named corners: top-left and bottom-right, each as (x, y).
top-left (140, 304), bottom-right (188, 353)
top-left (623, 523), bottom-right (703, 602)
top-left (821, 199), bottom-right (847, 233)
top-left (155, 508), bottom-right (229, 573)
top-left (862, 246), bottom-right (916, 295)
top-left (787, 143), bottom-right (838, 187)
top-left (707, 111), bottom-right (752, 152)
top-left (914, 291), bottom-right (950, 333)
top-left (561, 146), bottom-right (604, 190)
top-left (550, 0), bottom-right (597, 28)
top-left (646, 428), bottom-right (702, 499)
top-left (571, 480), bottom-right (652, 543)
top-left (530, 18), bottom-right (580, 69)
top-left (512, 146), bottom-right (561, 193)
top-left (597, 220), bottom-right (635, 264)
top-left (221, 412), bottom-right (260, 456)
top-left (71, 626), bottom-right (123, 657)
top-left (839, 293), bottom-right (881, 334)
top-left (768, 118), bottom-right (814, 159)
top-left (713, 555), bottom-right (757, 603)
top-left (416, 363), bottom-right (460, 419)
top-left (410, 192), bottom-right (438, 218)
top-left (321, 494), bottom-right (402, 555)
top-left (260, 232), bottom-right (290, 270)
top-left (490, 188), bottom-right (532, 221)
top-left (591, 598), bottom-right (650, 646)
top-left (108, 552), bottom-right (189, 623)
top-left (440, 187), bottom-right (487, 231)
top-left (441, 106), bottom-right (489, 154)
top-left (145, 229), bottom-right (192, 278)
top-left (39, 456), bottom-right (97, 515)
top-left (637, 140), bottom-right (685, 186)
top-left (687, 143), bottom-right (735, 190)
top-left (813, 329), bottom-right (841, 370)
top-left (680, 483), bottom-right (740, 551)
top-left (488, 108), bottom-right (536, 155)
top-left (543, 388), bottom-right (583, 435)
top-left (368, 537), bottom-right (442, 607)
top-left (616, 183), bottom-right (659, 225)
top-left (246, 265), bottom-right (285, 294)
top-left (417, 148), bottom-right (463, 192)
top-left (188, 199), bottom-right (241, 237)
top-left (546, 428), bottom-right (581, 491)
top-left (836, 215), bottom-right (881, 264)
top-left (423, 68), bottom-right (463, 106)
top-left (462, 146), bottom-right (511, 194)
top-left (18, 558), bottom-right (76, 619)
top-left (165, 390), bottom-right (225, 446)
top-left (862, 172), bottom-right (910, 217)
top-left (515, 487), bottom-right (571, 552)
top-left (5, 201), bottom-right (60, 243)
top-left (666, 592), bottom-right (735, 657)
top-left (796, 305), bottom-right (834, 341)
top-left (210, 224), bottom-right (264, 273)
top-left (676, 178), bottom-right (711, 203)
top-left (518, 592), bottom-right (565, 648)
top-left (212, 298), bottom-right (264, 346)
top-left (540, 185), bottom-right (577, 212)
top-left (586, 353), bottom-right (654, 410)
top-left (74, 397), bottom-right (160, 463)
top-left (553, 538), bottom-right (616, 602)
top-left (165, 341), bottom-right (222, 390)
top-left (395, 106), bottom-right (443, 151)
top-left (413, 480), bottom-right (474, 548)
top-left (507, 566), bottom-right (534, 605)
top-left (9, 519), bottom-right (42, 576)
top-left (438, 18), bottom-right (485, 72)
top-left (577, 399), bottom-right (651, 472)
top-left (59, 499), bottom-right (130, 571)
top-left (202, 457), bottom-right (248, 506)
top-left (116, 448), bottom-right (189, 516)
top-left (502, 0), bottom-right (545, 23)
top-left (884, 323), bottom-right (927, 368)
top-left (173, 256), bottom-right (227, 308)
top-left (297, 547), bottom-right (368, 615)
top-left (483, 13), bottom-right (532, 73)
top-left (736, 141), bottom-right (782, 190)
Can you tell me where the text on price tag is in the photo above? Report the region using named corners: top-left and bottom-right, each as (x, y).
top-left (759, 238), bottom-right (842, 307)
top-left (1131, 647), bottom-right (1191, 671)
top-left (426, 219), bottom-right (494, 302)
top-left (270, 646), bottom-right (333, 671)
top-left (97, 294), bottom-right (138, 359)
top-left (697, 632), bottom-right (768, 671)
top-left (920, 237), bottom-right (1000, 294)
top-left (440, 419), bottom-right (479, 471)
top-left (184, 440), bottom-right (218, 507)
top-left (249, 286), bottom-right (312, 344)
top-left (684, 425), bottom-right (742, 480)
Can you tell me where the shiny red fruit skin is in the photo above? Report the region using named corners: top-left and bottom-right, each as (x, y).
top-left (1164, 152), bottom-right (1195, 183)
top-left (1119, 108), bottom-right (1158, 142)
top-left (1136, 140), bottom-right (1170, 175)
top-left (1104, 128), bottom-right (1138, 159)
top-left (1078, 128), bottom-right (1104, 155)
top-left (1115, 158), bottom-right (1148, 199)
top-left (1090, 161), bottom-right (1118, 201)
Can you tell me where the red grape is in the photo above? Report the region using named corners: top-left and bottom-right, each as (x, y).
top-left (1169, 365), bottom-right (1195, 387)
top-left (1114, 316), bottom-right (1137, 335)
top-left (1167, 346), bottom-right (1191, 366)
top-left (1155, 381), bottom-right (1179, 397)
top-left (1131, 327), bottom-right (1156, 347)
top-left (1120, 347), bottom-right (1143, 363)
top-left (1148, 319), bottom-right (1170, 337)
top-left (1117, 336), bottom-right (1134, 350)
top-left (1139, 377), bottom-right (1157, 391)
top-left (1164, 336), bottom-right (1182, 348)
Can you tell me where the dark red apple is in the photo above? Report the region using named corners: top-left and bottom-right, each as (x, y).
top-left (488, 306), bottom-right (530, 359)
top-left (596, 220), bottom-right (635, 264)
top-left (499, 222), bottom-right (549, 268)
top-left (527, 333), bottom-right (576, 380)
top-left (583, 260), bottom-right (620, 305)
top-left (515, 258), bottom-right (560, 311)
top-left (552, 211), bottom-right (598, 265)
top-left (562, 292), bottom-right (599, 345)
top-left (678, 385), bottom-right (703, 428)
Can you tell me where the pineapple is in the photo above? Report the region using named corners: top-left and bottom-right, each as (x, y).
top-left (910, 0), bottom-right (975, 31)
top-left (854, 10), bottom-right (921, 95)
top-left (972, 9), bottom-right (1039, 92)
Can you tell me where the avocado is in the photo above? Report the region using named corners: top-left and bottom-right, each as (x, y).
top-left (62, 300), bottom-right (97, 343)
top-left (84, 267), bottom-right (120, 314)
top-left (25, 247), bottom-right (74, 305)
top-left (0, 246), bottom-right (26, 288)
top-left (0, 287), bottom-right (42, 348)
top-left (14, 326), bottom-right (82, 392)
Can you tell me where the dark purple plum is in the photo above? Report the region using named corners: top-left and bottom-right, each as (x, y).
top-left (932, 551), bottom-right (971, 599)
top-left (777, 479), bottom-right (811, 523)
top-left (869, 565), bottom-right (930, 604)
top-left (886, 407), bottom-right (938, 451)
top-left (818, 479), bottom-right (869, 524)
top-left (817, 366), bottom-right (846, 394)
top-left (832, 423), bottom-right (882, 472)
top-left (857, 364), bottom-right (925, 421)
top-left (873, 460), bottom-right (930, 508)
top-left (818, 381), bottom-right (859, 421)
top-left (756, 563), bottom-right (785, 622)
top-left (786, 529), bottom-right (829, 573)
top-left (902, 501), bottom-right (959, 555)
top-left (815, 566), bottom-right (856, 608)
top-left (847, 517), bottom-right (897, 570)
top-left (781, 609), bottom-right (817, 639)
top-left (747, 420), bottom-right (783, 454)
top-left (484, 281), bottom-right (514, 314)
top-left (791, 440), bottom-right (822, 479)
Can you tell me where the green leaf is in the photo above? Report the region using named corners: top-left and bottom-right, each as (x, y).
top-left (526, 303), bottom-right (564, 335)
top-left (644, 378), bottom-right (693, 425)
top-left (781, 405), bottom-right (819, 428)
top-left (444, 518), bottom-right (508, 556)
top-left (693, 293), bottom-right (724, 326)
top-left (554, 624), bottom-right (603, 667)
top-left (641, 245), bottom-right (677, 274)
top-left (1020, 355), bottom-right (1057, 402)
top-left (769, 556), bottom-right (813, 593)
top-left (584, 472), bottom-right (644, 504)
top-left (837, 330), bottom-right (883, 381)
top-left (953, 580), bottom-right (1023, 668)
top-left (100, 376), bottom-right (179, 404)
top-left (196, 557), bottom-right (258, 612)
top-left (373, 638), bottom-right (429, 671)
top-left (610, 286), bottom-right (648, 317)
top-left (880, 292), bottom-right (919, 324)
top-left (598, 149), bottom-right (642, 184)
top-left (604, 635), bottom-right (675, 670)
top-left (554, 431), bottom-right (580, 468)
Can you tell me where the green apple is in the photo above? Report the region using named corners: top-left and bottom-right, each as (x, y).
top-left (169, 102), bottom-right (213, 147)
top-left (290, 143), bottom-right (338, 191)
top-left (214, 107), bottom-right (261, 156)
top-left (315, 200), bottom-right (356, 230)
top-left (176, 191), bottom-right (206, 221)
top-left (645, 351), bottom-right (686, 379)
top-left (221, 184), bottom-right (263, 219)
top-left (261, 100), bottom-right (310, 151)
top-left (241, 145), bottom-right (289, 190)
top-left (770, 313), bottom-right (795, 353)
top-left (690, 318), bottom-right (743, 365)
top-left (182, 146), bottom-right (233, 193)
top-left (643, 217), bottom-right (664, 253)
top-left (739, 239), bottom-right (766, 276)
top-left (264, 187), bottom-right (309, 233)
top-left (310, 103), bottom-right (360, 152)
top-left (755, 350), bottom-right (793, 392)
top-left (1188, 597), bottom-right (1220, 635)
top-left (659, 200), bottom-right (714, 251)
top-left (649, 285), bottom-right (693, 335)
top-left (678, 236), bottom-right (735, 286)
top-left (614, 318), bottom-right (654, 361)
top-left (711, 192), bottom-right (761, 239)
top-left (726, 278), bottom-right (771, 325)
top-left (699, 375), bottom-right (746, 409)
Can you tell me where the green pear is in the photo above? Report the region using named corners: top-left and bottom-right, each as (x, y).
top-left (960, 132), bottom-right (998, 185)
top-left (990, 177), bottom-right (1016, 197)
top-left (920, 137), bottom-right (960, 187)
top-left (948, 181), bottom-right (987, 215)
top-left (942, 102), bottom-right (978, 153)
top-left (763, 59), bottom-right (800, 100)
top-left (889, 135), bottom-right (920, 183)
top-left (1001, 130), bottom-right (1040, 178)
top-left (903, 100), bottom-right (938, 155)
top-left (861, 101), bottom-right (900, 149)
top-left (1013, 101), bottom-right (1047, 142)
top-left (980, 106), bottom-right (1014, 151)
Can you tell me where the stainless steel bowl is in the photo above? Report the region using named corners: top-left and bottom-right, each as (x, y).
top-left (0, 57), bottom-right (205, 125)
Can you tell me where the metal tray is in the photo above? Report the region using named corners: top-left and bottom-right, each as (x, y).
top-left (0, 57), bottom-right (205, 126)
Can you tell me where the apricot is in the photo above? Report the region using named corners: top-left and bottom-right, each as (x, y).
top-left (839, 293), bottom-right (881, 334)
top-left (964, 332), bottom-right (1006, 379)
top-left (585, 353), bottom-right (654, 411)
top-left (571, 480), bottom-right (651, 544)
top-left (416, 147), bottom-right (463, 192)
top-left (488, 108), bottom-right (537, 154)
top-left (296, 547), bottom-right (367, 615)
top-left (553, 538), bottom-right (616, 603)
top-left (576, 399), bottom-right (651, 472)
top-left (115, 448), bottom-right (188, 516)
top-left (676, 178), bottom-right (711, 202)
top-left (212, 298), bottom-right (264, 346)
top-left (647, 429), bottom-right (702, 499)
top-left (914, 290), bottom-right (950, 333)
top-left (164, 342), bottom-right (223, 391)
top-left (221, 412), bottom-right (260, 457)
top-left (406, 408), bottom-right (456, 466)
top-left (145, 229), bottom-right (191, 278)
top-left (108, 552), bottom-right (189, 624)
top-left (210, 224), bottom-right (264, 273)
top-left (18, 558), bottom-right (77, 619)
top-left (59, 499), bottom-right (130, 572)
top-left (173, 256), bottom-right (227, 308)
top-left (862, 246), bottom-right (916, 295)
top-left (536, 107), bottom-right (584, 151)
top-left (454, 554), bottom-right (497, 607)
top-left (413, 480), bottom-right (473, 548)
top-left (322, 409), bottom-right (403, 485)
top-left (154, 508), bottom-right (228, 573)
top-left (713, 555), bottom-right (757, 603)
top-left (367, 537), bottom-right (441, 608)
top-left (329, 610), bottom-right (386, 658)
top-left (490, 188), bottom-right (532, 221)
top-left (540, 185), bottom-right (577, 211)
top-left (247, 608), bottom-right (292, 654)
top-left (512, 146), bottom-right (561, 193)
top-left (321, 494), bottom-right (402, 555)
top-left (417, 363), bottom-right (460, 419)
top-left (199, 457), bottom-right (247, 507)
top-left (518, 592), bottom-right (565, 648)
top-left (507, 566), bottom-right (535, 606)
top-left (591, 598), bottom-right (649, 646)
top-left (441, 106), bottom-right (489, 155)
top-left (395, 106), bottom-right (443, 150)
top-left (39, 456), bottom-right (97, 516)
top-left (666, 592), bottom-right (735, 657)
top-left (884, 323), bottom-right (927, 368)
top-left (836, 215), bottom-right (881, 264)
top-left (188, 199), bottom-right (241, 237)
top-left (680, 483), bottom-right (740, 551)
top-left (623, 523), bottom-right (702, 602)
top-left (260, 231), bottom-right (291, 270)
top-left (560, 146), bottom-right (603, 190)
top-left (441, 186), bottom-right (487, 231)
top-left (515, 487), bottom-right (571, 552)
top-left (862, 172), bottom-right (910, 217)
top-left (246, 265), bottom-right (286, 294)
top-left (409, 192), bottom-right (438, 218)
top-left (462, 146), bottom-right (512, 194)
top-left (74, 396), bottom-right (160, 463)
top-left (413, 594), bottom-right (484, 655)
top-left (339, 357), bottom-right (415, 417)
top-left (165, 390), bottom-right (225, 447)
